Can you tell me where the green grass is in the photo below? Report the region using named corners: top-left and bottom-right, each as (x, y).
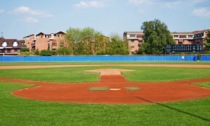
top-left (0, 63), bottom-right (210, 125)
top-left (122, 67), bottom-right (210, 82)
top-left (0, 67), bottom-right (210, 82)
top-left (124, 87), bottom-right (140, 91)
top-left (89, 87), bottom-right (109, 91)
top-left (0, 67), bottom-right (100, 83)
top-left (1, 82), bottom-right (210, 126)
top-left (196, 82), bottom-right (210, 88)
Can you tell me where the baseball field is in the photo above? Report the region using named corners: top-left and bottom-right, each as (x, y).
top-left (0, 62), bottom-right (210, 126)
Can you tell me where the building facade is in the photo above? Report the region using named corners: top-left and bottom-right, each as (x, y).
top-left (0, 37), bottom-right (24, 55)
top-left (124, 29), bottom-right (210, 54)
top-left (123, 31), bottom-right (144, 55)
top-left (23, 31), bottom-right (66, 52)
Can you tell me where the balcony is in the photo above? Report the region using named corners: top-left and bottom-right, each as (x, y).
top-left (52, 46), bottom-right (57, 49)
top-left (49, 37), bottom-right (54, 40)
top-left (52, 43), bottom-right (57, 50)
top-left (31, 42), bottom-right (35, 46)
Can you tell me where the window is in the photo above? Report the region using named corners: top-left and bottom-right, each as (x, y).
top-left (131, 51), bottom-right (135, 54)
top-left (2, 42), bottom-right (7, 47)
top-left (129, 34), bottom-right (136, 37)
top-left (14, 49), bottom-right (18, 53)
top-left (6, 49), bottom-right (11, 53)
top-left (174, 35), bottom-right (179, 38)
top-left (188, 35), bottom-right (193, 38)
top-left (180, 35), bottom-right (186, 38)
top-left (60, 42), bottom-right (64, 47)
top-left (13, 41), bottom-right (18, 47)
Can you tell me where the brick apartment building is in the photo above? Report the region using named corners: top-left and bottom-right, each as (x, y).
top-left (0, 37), bottom-right (24, 55)
top-left (123, 31), bottom-right (144, 55)
top-left (23, 31), bottom-right (66, 52)
top-left (124, 29), bottom-right (210, 55)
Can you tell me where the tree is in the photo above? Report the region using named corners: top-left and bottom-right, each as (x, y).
top-left (57, 47), bottom-right (71, 55)
top-left (205, 30), bottom-right (210, 54)
top-left (140, 19), bottom-right (175, 54)
top-left (65, 28), bottom-right (81, 55)
top-left (65, 27), bottom-right (108, 55)
top-left (107, 34), bottom-right (129, 55)
top-left (40, 50), bottom-right (53, 56)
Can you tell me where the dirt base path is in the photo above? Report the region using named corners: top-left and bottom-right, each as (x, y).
top-left (0, 69), bottom-right (210, 104)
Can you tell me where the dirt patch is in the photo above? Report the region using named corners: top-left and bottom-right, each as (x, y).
top-left (86, 69), bottom-right (133, 76)
top-left (0, 68), bottom-right (210, 104)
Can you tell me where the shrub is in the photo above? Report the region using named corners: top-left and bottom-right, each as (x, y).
top-left (40, 50), bottom-right (52, 56)
top-left (21, 47), bottom-right (29, 52)
top-left (197, 53), bottom-right (201, 61)
top-left (57, 47), bottom-right (71, 55)
top-left (34, 49), bottom-right (40, 55)
top-left (20, 52), bottom-right (33, 56)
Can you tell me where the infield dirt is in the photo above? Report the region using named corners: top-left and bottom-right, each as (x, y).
top-left (0, 68), bottom-right (210, 104)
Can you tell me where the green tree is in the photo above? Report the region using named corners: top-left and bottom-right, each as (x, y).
top-left (20, 47), bottom-right (29, 52)
top-left (40, 50), bottom-right (54, 56)
top-left (140, 19), bottom-right (175, 54)
top-left (107, 34), bottom-right (129, 55)
top-left (65, 27), bottom-right (107, 55)
top-left (57, 47), bottom-right (71, 55)
top-left (65, 28), bottom-right (81, 55)
top-left (205, 31), bottom-right (210, 54)
top-left (34, 49), bottom-right (40, 55)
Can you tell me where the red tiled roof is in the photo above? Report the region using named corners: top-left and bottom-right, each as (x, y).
top-left (0, 38), bottom-right (22, 48)
top-left (23, 34), bottom-right (34, 38)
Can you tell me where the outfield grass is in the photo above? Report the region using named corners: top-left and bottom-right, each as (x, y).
top-left (0, 67), bottom-right (100, 83)
top-left (1, 82), bottom-right (210, 126)
top-left (0, 66), bottom-right (210, 82)
top-left (122, 67), bottom-right (210, 82)
top-left (0, 63), bottom-right (210, 125)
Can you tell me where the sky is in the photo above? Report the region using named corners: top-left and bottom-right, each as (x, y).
top-left (0, 0), bottom-right (210, 39)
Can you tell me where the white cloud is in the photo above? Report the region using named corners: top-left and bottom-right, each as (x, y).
top-left (75, 1), bottom-right (106, 8)
top-left (21, 17), bottom-right (39, 23)
top-left (14, 6), bottom-right (53, 18)
top-left (192, 8), bottom-right (210, 18)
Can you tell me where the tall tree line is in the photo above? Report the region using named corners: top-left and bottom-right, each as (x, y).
top-left (64, 27), bottom-right (128, 55)
top-left (139, 19), bottom-right (175, 54)
top-left (205, 31), bottom-right (210, 54)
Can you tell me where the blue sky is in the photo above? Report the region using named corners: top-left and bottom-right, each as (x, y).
top-left (0, 0), bottom-right (210, 39)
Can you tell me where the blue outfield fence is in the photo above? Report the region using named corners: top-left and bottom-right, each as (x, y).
top-left (0, 55), bottom-right (209, 62)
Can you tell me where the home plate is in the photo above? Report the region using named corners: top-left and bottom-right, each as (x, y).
top-left (110, 88), bottom-right (121, 91)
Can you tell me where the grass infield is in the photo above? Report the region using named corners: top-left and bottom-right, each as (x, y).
top-left (0, 62), bottom-right (210, 125)
top-left (196, 82), bottom-right (210, 88)
top-left (124, 87), bottom-right (140, 91)
top-left (89, 87), bottom-right (109, 91)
